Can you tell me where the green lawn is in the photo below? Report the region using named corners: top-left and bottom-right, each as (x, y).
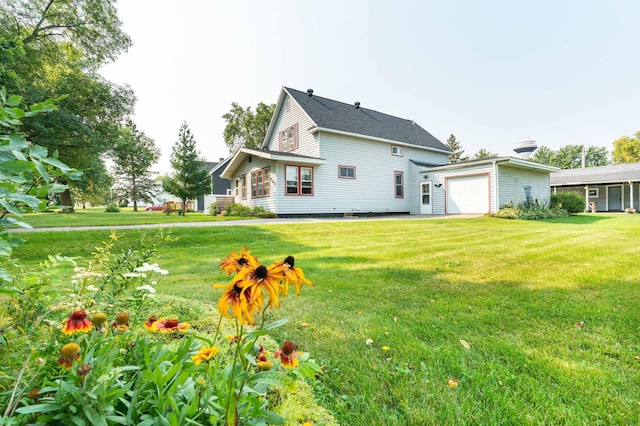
top-left (16, 207), bottom-right (245, 228)
top-left (12, 214), bottom-right (640, 425)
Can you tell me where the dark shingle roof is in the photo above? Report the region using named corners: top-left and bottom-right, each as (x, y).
top-left (285, 87), bottom-right (450, 152)
top-left (550, 163), bottom-right (640, 186)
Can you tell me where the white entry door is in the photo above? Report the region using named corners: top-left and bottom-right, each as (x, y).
top-left (419, 181), bottom-right (432, 214)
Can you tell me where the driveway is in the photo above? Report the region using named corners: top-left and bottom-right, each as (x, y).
top-left (8, 214), bottom-right (483, 233)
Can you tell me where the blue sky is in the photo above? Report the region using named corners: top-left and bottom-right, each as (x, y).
top-left (100, 0), bottom-right (640, 171)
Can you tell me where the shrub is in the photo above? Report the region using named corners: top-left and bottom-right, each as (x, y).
top-left (491, 200), bottom-right (570, 220)
top-left (223, 203), bottom-right (253, 217)
top-left (550, 192), bottom-right (585, 214)
top-left (104, 204), bottom-right (120, 213)
top-left (207, 202), bottom-right (219, 216)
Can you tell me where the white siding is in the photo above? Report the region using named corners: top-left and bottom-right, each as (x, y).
top-left (266, 94), bottom-right (318, 157)
top-left (231, 156), bottom-right (278, 213)
top-left (498, 166), bottom-right (551, 207)
top-left (272, 132), bottom-right (448, 215)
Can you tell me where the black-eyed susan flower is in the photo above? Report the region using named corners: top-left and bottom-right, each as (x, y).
top-left (275, 340), bottom-right (300, 369)
top-left (190, 346), bottom-right (219, 366)
top-left (91, 312), bottom-right (108, 329)
top-left (220, 246), bottom-right (258, 275)
top-left (111, 312), bottom-right (130, 332)
top-left (215, 280), bottom-right (264, 325)
top-left (61, 310), bottom-right (93, 335)
top-left (271, 256), bottom-right (314, 296)
top-left (234, 263), bottom-right (284, 309)
top-left (143, 316), bottom-right (157, 331)
top-left (58, 343), bottom-right (81, 368)
top-left (152, 317), bottom-right (190, 333)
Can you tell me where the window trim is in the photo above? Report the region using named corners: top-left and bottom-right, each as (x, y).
top-left (394, 171), bottom-right (404, 198)
top-left (285, 165), bottom-right (314, 196)
top-left (338, 165), bottom-right (356, 179)
top-left (392, 145), bottom-right (404, 157)
top-left (241, 175), bottom-right (247, 200)
top-left (279, 123), bottom-right (299, 152)
top-left (250, 167), bottom-right (270, 198)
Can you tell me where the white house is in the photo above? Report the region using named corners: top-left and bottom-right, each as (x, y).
top-left (221, 87), bottom-right (558, 216)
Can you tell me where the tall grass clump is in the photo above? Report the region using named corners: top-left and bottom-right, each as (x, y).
top-left (550, 192), bottom-right (585, 214)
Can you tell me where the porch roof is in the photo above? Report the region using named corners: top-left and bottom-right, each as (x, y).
top-left (550, 163), bottom-right (640, 186)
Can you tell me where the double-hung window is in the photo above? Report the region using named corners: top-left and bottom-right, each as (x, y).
top-left (241, 175), bottom-right (247, 200)
top-left (251, 167), bottom-right (270, 198)
top-left (279, 123), bottom-right (299, 152)
top-left (394, 171), bottom-right (404, 198)
top-left (286, 165), bottom-right (313, 195)
top-left (392, 145), bottom-right (403, 156)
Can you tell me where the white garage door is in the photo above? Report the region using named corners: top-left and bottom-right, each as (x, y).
top-left (447, 175), bottom-right (489, 214)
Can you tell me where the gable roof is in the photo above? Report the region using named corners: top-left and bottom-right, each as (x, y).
top-left (550, 163), bottom-right (640, 186)
top-left (281, 87), bottom-right (451, 152)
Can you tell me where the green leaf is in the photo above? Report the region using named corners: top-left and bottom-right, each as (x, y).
top-left (83, 406), bottom-right (107, 426)
top-left (8, 135), bottom-right (27, 150)
top-left (33, 159), bottom-right (49, 183)
top-left (0, 237), bottom-right (13, 257)
top-left (262, 318), bottom-right (289, 331)
top-left (28, 144), bottom-right (48, 160)
top-left (6, 95), bottom-right (21, 107)
top-left (246, 371), bottom-right (294, 388)
top-left (41, 156), bottom-right (72, 171)
top-left (15, 402), bottom-right (63, 414)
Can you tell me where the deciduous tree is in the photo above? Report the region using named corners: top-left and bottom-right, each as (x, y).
top-left (222, 102), bottom-right (275, 153)
top-left (110, 121), bottom-right (160, 212)
top-left (162, 123), bottom-right (210, 216)
top-left (612, 131), bottom-right (640, 164)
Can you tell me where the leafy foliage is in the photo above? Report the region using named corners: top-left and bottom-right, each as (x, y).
top-left (222, 102), bottom-right (276, 153)
top-left (162, 122), bottom-right (210, 216)
top-left (550, 192), bottom-right (585, 214)
top-left (491, 199), bottom-right (571, 219)
top-left (223, 203), bottom-right (276, 218)
top-left (110, 121), bottom-right (160, 212)
top-left (471, 147), bottom-right (497, 160)
top-left (530, 144), bottom-right (610, 169)
top-left (612, 131), bottom-right (640, 163)
top-left (0, 88), bottom-right (79, 281)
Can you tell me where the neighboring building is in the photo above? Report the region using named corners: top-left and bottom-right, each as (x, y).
top-left (550, 163), bottom-right (640, 212)
top-left (221, 86), bottom-right (558, 216)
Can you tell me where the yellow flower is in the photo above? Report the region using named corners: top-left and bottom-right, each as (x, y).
top-left (220, 246), bottom-right (258, 275)
top-left (234, 263), bottom-right (284, 309)
top-left (191, 346), bottom-right (219, 366)
top-left (143, 316), bottom-right (157, 331)
top-left (448, 379), bottom-right (459, 388)
top-left (91, 312), bottom-right (108, 328)
top-left (215, 280), bottom-right (264, 325)
top-left (270, 256), bottom-right (314, 296)
top-left (382, 346), bottom-right (390, 351)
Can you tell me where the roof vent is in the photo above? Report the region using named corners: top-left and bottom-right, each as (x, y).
top-left (355, 101), bottom-right (360, 109)
top-left (307, 88), bottom-right (313, 97)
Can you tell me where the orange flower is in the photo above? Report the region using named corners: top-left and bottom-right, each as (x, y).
top-left (152, 317), bottom-right (190, 333)
top-left (58, 343), bottom-right (81, 368)
top-left (271, 256), bottom-right (314, 296)
top-left (143, 316), bottom-right (157, 331)
top-left (220, 246), bottom-right (258, 275)
top-left (275, 341), bottom-right (300, 369)
top-left (215, 280), bottom-right (264, 325)
top-left (234, 263), bottom-right (284, 308)
top-left (61, 310), bottom-right (93, 335)
top-left (256, 345), bottom-right (273, 370)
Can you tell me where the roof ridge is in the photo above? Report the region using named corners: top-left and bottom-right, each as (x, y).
top-left (284, 86), bottom-right (418, 125)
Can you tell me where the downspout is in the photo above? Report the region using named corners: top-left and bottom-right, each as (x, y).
top-left (492, 160), bottom-right (498, 213)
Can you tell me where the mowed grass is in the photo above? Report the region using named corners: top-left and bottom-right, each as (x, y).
top-left (12, 214), bottom-right (640, 425)
top-left (16, 207), bottom-right (243, 228)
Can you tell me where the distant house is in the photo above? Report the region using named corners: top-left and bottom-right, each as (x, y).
top-left (551, 163), bottom-right (640, 212)
top-left (221, 86), bottom-right (558, 216)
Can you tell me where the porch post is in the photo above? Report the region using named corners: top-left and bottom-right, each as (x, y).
top-left (629, 181), bottom-right (634, 211)
top-left (584, 185), bottom-right (589, 211)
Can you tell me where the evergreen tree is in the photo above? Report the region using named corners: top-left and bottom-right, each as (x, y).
top-left (162, 122), bottom-right (210, 216)
top-left (472, 148), bottom-right (498, 160)
top-left (110, 121), bottom-right (160, 211)
top-left (446, 134), bottom-right (467, 163)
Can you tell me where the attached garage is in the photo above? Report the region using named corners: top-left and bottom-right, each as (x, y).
top-left (446, 174), bottom-right (490, 214)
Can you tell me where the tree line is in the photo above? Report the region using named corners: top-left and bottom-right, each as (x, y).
top-left (445, 132), bottom-right (640, 168)
top-left (0, 0), bottom-right (210, 214)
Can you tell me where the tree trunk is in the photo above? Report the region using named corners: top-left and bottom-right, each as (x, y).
top-left (182, 197), bottom-right (187, 216)
top-left (133, 199), bottom-right (138, 212)
top-left (60, 189), bottom-right (75, 213)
